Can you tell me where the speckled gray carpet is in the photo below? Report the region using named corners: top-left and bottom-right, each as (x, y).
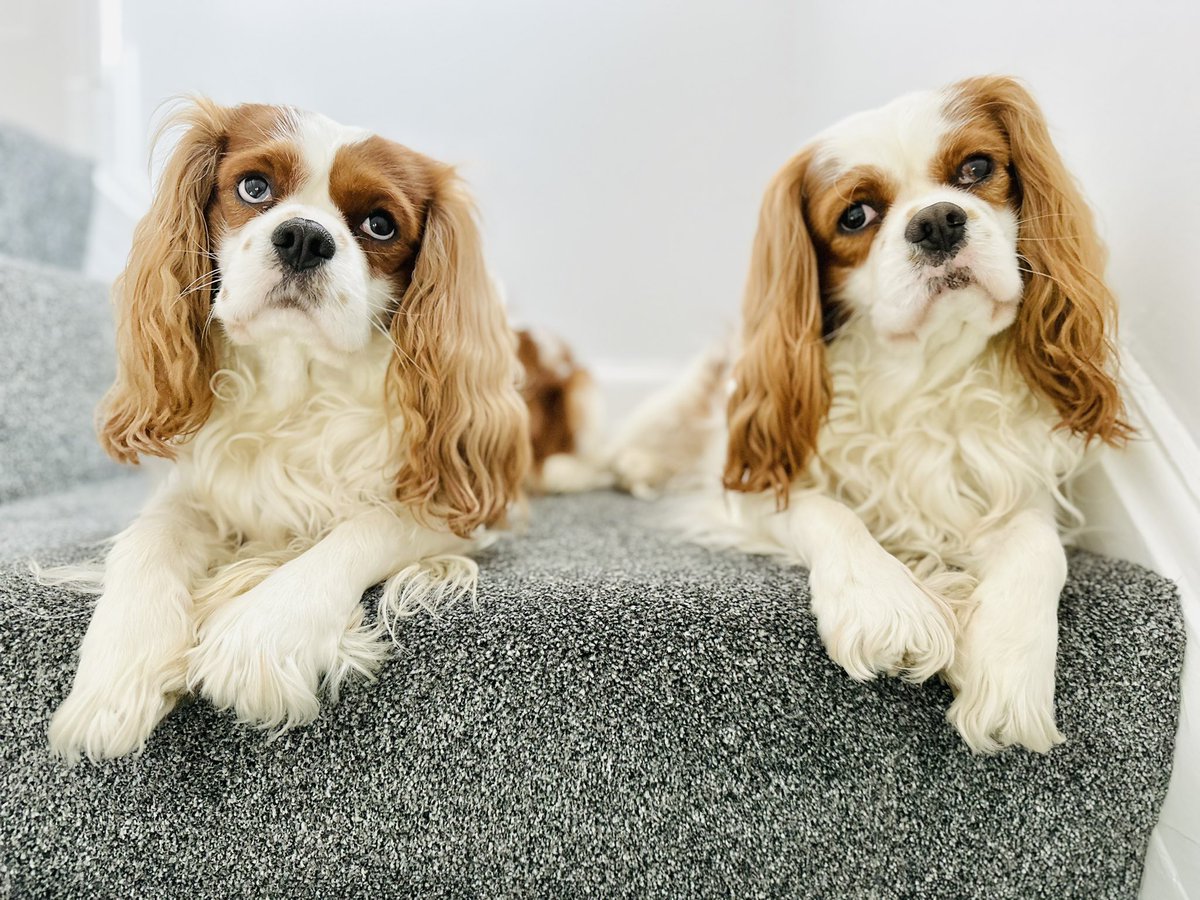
top-left (0, 489), bottom-right (1184, 898)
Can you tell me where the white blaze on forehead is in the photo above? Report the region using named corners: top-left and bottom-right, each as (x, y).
top-left (810, 90), bottom-right (952, 187)
top-left (276, 109), bottom-right (372, 206)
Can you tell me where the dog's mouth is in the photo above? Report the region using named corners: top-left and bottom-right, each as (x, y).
top-left (218, 285), bottom-right (319, 344)
top-left (265, 283), bottom-right (320, 311)
top-left (264, 262), bottom-right (335, 309)
top-left (924, 264), bottom-right (974, 296)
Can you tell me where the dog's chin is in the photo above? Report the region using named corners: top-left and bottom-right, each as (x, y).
top-left (221, 304), bottom-right (312, 345)
top-left (872, 267), bottom-right (1020, 345)
top-left (217, 301), bottom-right (369, 362)
top-left (921, 278), bottom-right (1019, 341)
top-left (265, 282), bottom-right (321, 310)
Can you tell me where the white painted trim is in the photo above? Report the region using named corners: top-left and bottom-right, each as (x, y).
top-left (1088, 353), bottom-right (1200, 900)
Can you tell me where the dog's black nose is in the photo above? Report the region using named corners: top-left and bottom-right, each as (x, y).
top-left (904, 202), bottom-right (967, 256)
top-left (272, 218), bottom-right (335, 272)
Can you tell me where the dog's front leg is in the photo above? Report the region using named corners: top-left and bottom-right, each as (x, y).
top-left (946, 507), bottom-right (1067, 753)
top-left (756, 491), bottom-right (956, 682)
top-left (49, 485), bottom-right (220, 763)
top-left (187, 508), bottom-right (473, 733)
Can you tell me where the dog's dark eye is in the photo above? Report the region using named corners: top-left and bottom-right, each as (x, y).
top-left (838, 202), bottom-right (879, 233)
top-left (956, 156), bottom-right (993, 186)
top-left (237, 175), bottom-right (272, 204)
top-left (360, 211), bottom-right (396, 241)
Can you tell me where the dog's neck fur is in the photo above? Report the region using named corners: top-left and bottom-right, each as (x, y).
top-left (808, 310), bottom-right (1085, 574)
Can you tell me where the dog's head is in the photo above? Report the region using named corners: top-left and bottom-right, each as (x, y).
top-left (724, 75), bottom-right (1130, 499)
top-left (101, 99), bottom-right (529, 535)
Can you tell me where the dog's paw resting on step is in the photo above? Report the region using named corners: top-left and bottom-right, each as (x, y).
top-left (187, 571), bottom-right (387, 734)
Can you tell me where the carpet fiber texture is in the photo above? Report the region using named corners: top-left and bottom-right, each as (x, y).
top-left (0, 491), bottom-right (1184, 899)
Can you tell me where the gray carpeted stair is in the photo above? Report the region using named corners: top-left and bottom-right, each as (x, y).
top-left (0, 119), bottom-right (122, 506)
top-left (0, 489), bottom-right (1187, 899)
top-left (0, 123), bottom-right (93, 272)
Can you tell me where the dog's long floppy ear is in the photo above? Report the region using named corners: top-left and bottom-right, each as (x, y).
top-left (723, 150), bottom-right (830, 504)
top-left (956, 75), bottom-right (1131, 444)
top-left (388, 170), bottom-right (531, 537)
top-left (100, 98), bottom-right (230, 463)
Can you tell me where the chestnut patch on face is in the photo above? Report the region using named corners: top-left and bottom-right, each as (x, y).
top-left (211, 105), bottom-right (304, 236)
top-left (329, 137), bottom-right (440, 295)
top-left (806, 163), bottom-right (898, 297)
top-left (933, 115), bottom-right (1013, 208)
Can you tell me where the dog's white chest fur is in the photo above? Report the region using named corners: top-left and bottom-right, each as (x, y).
top-left (809, 316), bottom-right (1084, 568)
top-left (177, 336), bottom-right (397, 545)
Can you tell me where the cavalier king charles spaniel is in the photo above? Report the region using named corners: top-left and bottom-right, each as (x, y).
top-left (48, 100), bottom-right (538, 762)
top-left (517, 327), bottom-right (611, 495)
top-left (613, 76), bottom-right (1130, 753)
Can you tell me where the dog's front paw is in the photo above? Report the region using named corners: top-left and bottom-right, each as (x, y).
top-left (809, 549), bottom-right (956, 683)
top-left (188, 578), bottom-right (385, 734)
top-left (945, 635), bottom-right (1063, 754)
top-left (49, 661), bottom-right (183, 764)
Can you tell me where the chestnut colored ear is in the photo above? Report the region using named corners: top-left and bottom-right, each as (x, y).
top-left (723, 150), bottom-right (830, 503)
top-left (100, 98), bottom-right (230, 463)
top-left (953, 75), bottom-right (1131, 444)
top-left (388, 170), bottom-right (530, 537)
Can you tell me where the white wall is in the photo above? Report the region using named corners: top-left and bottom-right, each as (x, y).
top-left (6, 1), bottom-right (1196, 430)
top-left (0, 0), bottom-right (98, 157)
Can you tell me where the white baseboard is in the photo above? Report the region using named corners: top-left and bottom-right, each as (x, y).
top-left (1083, 353), bottom-right (1200, 900)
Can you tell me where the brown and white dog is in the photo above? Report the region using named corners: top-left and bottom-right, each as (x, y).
top-left (48, 100), bottom-right (534, 762)
top-left (516, 327), bottom-right (611, 495)
top-left (613, 76), bottom-right (1130, 753)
